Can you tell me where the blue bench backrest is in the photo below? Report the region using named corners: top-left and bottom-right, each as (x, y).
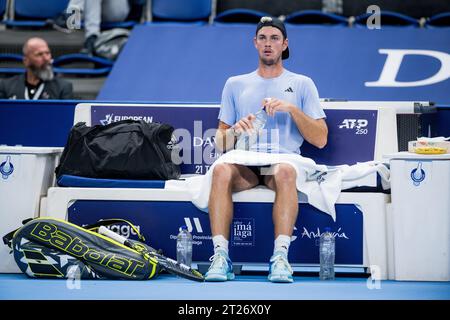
top-left (14, 0), bottom-right (69, 19)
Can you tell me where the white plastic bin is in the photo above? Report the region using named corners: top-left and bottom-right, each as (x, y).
top-left (386, 152), bottom-right (450, 281)
top-left (0, 146), bottom-right (63, 273)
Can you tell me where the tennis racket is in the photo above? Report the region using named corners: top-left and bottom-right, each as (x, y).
top-left (98, 226), bottom-right (204, 282)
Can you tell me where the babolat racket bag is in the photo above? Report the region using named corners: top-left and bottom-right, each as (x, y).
top-left (3, 218), bottom-right (162, 280)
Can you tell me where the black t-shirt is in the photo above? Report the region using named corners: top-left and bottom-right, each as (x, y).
top-left (25, 79), bottom-right (44, 100)
top-left (0, 74), bottom-right (73, 100)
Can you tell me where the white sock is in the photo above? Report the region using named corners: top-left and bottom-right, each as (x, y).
top-left (274, 235), bottom-right (291, 256)
top-left (212, 235), bottom-right (229, 255)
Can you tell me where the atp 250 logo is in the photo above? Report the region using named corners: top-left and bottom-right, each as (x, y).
top-left (338, 119), bottom-right (369, 135)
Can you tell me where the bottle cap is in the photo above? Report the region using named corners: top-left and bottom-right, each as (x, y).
top-left (262, 97), bottom-right (271, 112)
top-left (179, 225), bottom-right (188, 232)
top-left (324, 227), bottom-right (331, 233)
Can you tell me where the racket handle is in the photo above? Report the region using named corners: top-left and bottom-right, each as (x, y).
top-left (99, 226), bottom-right (128, 245)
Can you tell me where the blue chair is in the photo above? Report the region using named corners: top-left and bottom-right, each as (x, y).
top-left (0, 54), bottom-right (25, 75)
top-left (0, 0), bottom-right (7, 20)
top-left (99, 0), bottom-right (145, 30)
top-left (100, 20), bottom-right (137, 30)
top-left (213, 8), bottom-right (269, 24)
top-left (75, 20), bottom-right (139, 31)
top-left (0, 53), bottom-right (113, 77)
top-left (354, 10), bottom-right (419, 28)
top-left (152, 0), bottom-right (211, 22)
top-left (285, 10), bottom-right (348, 26)
top-left (426, 12), bottom-right (450, 27)
top-left (52, 53), bottom-right (113, 77)
top-left (6, 0), bottom-right (69, 27)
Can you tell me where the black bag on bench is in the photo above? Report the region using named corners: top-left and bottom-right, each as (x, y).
top-left (55, 119), bottom-right (180, 180)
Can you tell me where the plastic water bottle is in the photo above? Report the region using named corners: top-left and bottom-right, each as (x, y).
top-left (176, 226), bottom-right (192, 267)
top-left (235, 106), bottom-right (268, 150)
top-left (252, 107), bottom-right (268, 131)
top-left (319, 227), bottom-right (335, 280)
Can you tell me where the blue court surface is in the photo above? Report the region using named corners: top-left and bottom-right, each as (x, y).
top-left (1, 273), bottom-right (449, 300)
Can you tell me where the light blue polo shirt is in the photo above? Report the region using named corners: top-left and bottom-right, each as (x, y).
top-left (218, 69), bottom-right (326, 154)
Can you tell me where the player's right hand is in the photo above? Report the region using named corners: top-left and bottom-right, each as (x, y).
top-left (233, 114), bottom-right (256, 135)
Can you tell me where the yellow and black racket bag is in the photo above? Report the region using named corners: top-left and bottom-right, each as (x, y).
top-left (3, 218), bottom-right (162, 280)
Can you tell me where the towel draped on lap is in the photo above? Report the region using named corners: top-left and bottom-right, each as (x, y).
top-left (165, 150), bottom-right (390, 221)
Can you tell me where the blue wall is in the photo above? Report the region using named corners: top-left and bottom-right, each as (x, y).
top-left (1, 100), bottom-right (77, 147)
top-left (1, 100), bottom-right (449, 148)
top-left (98, 25), bottom-right (450, 104)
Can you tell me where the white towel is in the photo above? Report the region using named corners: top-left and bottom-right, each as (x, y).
top-left (166, 150), bottom-right (390, 221)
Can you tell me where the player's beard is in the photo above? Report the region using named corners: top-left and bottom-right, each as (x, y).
top-left (260, 55), bottom-right (281, 66)
top-left (30, 63), bottom-right (54, 81)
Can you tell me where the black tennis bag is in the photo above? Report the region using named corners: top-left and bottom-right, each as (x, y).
top-left (3, 218), bottom-right (162, 280)
top-left (55, 120), bottom-right (181, 180)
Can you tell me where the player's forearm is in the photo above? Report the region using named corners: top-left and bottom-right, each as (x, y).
top-left (215, 128), bottom-right (236, 152)
top-left (290, 107), bottom-right (328, 149)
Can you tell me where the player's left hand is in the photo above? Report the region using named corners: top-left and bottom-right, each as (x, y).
top-left (263, 98), bottom-right (295, 117)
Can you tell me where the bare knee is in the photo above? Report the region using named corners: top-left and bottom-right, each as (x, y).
top-left (273, 164), bottom-right (296, 188)
top-left (212, 163), bottom-right (235, 186)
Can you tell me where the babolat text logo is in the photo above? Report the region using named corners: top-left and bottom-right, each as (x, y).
top-left (338, 119), bottom-right (368, 129)
top-left (30, 222), bottom-right (145, 277)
